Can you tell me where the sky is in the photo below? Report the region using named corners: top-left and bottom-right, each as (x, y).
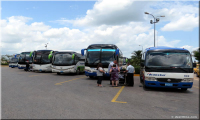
top-left (1, 0), bottom-right (199, 61)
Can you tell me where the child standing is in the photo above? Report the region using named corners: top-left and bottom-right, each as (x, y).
top-left (96, 63), bottom-right (105, 87)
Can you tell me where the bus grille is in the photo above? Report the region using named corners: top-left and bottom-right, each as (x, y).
top-left (157, 78), bottom-right (182, 83)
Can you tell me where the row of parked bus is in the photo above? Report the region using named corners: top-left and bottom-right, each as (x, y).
top-left (9, 44), bottom-right (197, 90)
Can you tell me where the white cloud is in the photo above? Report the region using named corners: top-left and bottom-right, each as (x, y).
top-left (1, 1), bottom-right (199, 58)
top-left (0, 14), bottom-right (195, 58)
top-left (180, 45), bottom-right (199, 53)
top-left (161, 14), bottom-right (199, 31)
top-left (54, 1), bottom-right (199, 33)
top-left (30, 22), bottom-right (50, 31)
top-left (147, 2), bottom-right (199, 31)
top-left (1, 16), bottom-right (50, 43)
top-left (0, 15), bottom-right (167, 57)
top-left (55, 0), bottom-right (154, 26)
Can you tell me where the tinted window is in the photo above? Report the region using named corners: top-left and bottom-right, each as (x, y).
top-left (146, 52), bottom-right (192, 68)
top-left (101, 50), bottom-right (115, 64)
top-left (53, 53), bottom-right (73, 65)
top-left (87, 50), bottom-right (100, 64)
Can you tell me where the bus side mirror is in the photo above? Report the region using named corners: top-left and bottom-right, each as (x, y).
top-left (29, 51), bottom-right (33, 57)
top-left (72, 54), bottom-right (75, 59)
top-left (48, 54), bottom-right (52, 59)
top-left (115, 49), bottom-right (119, 56)
top-left (141, 62), bottom-right (144, 67)
top-left (193, 63), bottom-right (196, 68)
top-left (81, 49), bottom-right (85, 56)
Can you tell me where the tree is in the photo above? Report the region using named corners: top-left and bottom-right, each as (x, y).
top-left (130, 50), bottom-right (142, 66)
top-left (127, 50), bottom-right (142, 74)
top-left (1, 54), bottom-right (13, 63)
top-left (193, 48), bottom-right (200, 63)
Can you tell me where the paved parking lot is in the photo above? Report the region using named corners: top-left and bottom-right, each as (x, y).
top-left (1, 66), bottom-right (199, 119)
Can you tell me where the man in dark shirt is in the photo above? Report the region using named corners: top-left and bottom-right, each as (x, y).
top-left (124, 63), bottom-right (135, 86)
top-left (25, 61), bottom-right (30, 72)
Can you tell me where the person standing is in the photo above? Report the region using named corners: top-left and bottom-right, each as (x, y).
top-left (108, 60), bottom-right (118, 73)
top-left (108, 60), bottom-right (118, 85)
top-left (96, 63), bottom-right (105, 87)
top-left (124, 63), bottom-right (135, 86)
top-left (24, 61), bottom-right (30, 72)
top-left (110, 64), bottom-right (120, 87)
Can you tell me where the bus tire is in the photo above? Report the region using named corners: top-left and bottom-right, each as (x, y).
top-left (143, 80), bottom-right (147, 89)
top-left (140, 76), bottom-right (143, 83)
top-left (57, 72), bottom-right (60, 75)
top-left (89, 76), bottom-right (93, 78)
top-left (181, 88), bottom-right (187, 91)
top-left (76, 69), bottom-right (80, 75)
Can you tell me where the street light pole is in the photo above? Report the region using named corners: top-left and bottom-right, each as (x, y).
top-left (154, 17), bottom-right (155, 47)
top-left (139, 45), bottom-right (143, 53)
top-left (144, 12), bottom-right (165, 47)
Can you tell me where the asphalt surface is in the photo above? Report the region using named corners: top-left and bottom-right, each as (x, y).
top-left (1, 66), bottom-right (199, 119)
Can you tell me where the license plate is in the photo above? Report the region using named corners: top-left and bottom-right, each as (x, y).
top-left (39, 69), bottom-right (42, 71)
top-left (165, 83), bottom-right (173, 86)
top-left (60, 71), bottom-right (63, 73)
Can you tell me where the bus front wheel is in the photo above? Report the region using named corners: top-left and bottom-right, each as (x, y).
top-left (89, 76), bottom-right (93, 78)
top-left (76, 69), bottom-right (80, 75)
top-left (143, 80), bottom-right (147, 88)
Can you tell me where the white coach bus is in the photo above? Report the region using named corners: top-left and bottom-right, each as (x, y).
top-left (49, 50), bottom-right (85, 75)
top-left (30, 50), bottom-right (52, 72)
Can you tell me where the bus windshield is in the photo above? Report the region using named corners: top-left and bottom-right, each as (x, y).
top-left (18, 52), bottom-right (31, 63)
top-left (101, 49), bottom-right (115, 64)
top-left (87, 49), bottom-right (100, 64)
top-left (34, 51), bottom-right (51, 64)
top-left (146, 52), bottom-right (193, 68)
top-left (53, 53), bottom-right (74, 65)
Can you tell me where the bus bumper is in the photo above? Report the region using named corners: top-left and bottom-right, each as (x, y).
top-left (18, 66), bottom-right (26, 69)
top-left (145, 81), bottom-right (193, 88)
top-left (85, 71), bottom-right (110, 77)
top-left (52, 69), bottom-right (76, 73)
top-left (85, 71), bottom-right (97, 77)
top-left (9, 65), bottom-right (18, 68)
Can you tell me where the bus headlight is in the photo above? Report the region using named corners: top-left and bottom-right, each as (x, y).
top-left (52, 66), bottom-right (56, 68)
top-left (182, 78), bottom-right (193, 82)
top-left (145, 77), bottom-right (157, 81)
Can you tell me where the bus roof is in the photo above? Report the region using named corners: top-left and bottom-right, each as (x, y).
top-left (21, 51), bottom-right (32, 53)
top-left (53, 50), bottom-right (74, 52)
top-left (87, 44), bottom-right (118, 49)
top-left (145, 46), bottom-right (189, 52)
top-left (35, 50), bottom-right (52, 52)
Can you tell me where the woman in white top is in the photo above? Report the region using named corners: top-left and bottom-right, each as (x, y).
top-left (96, 63), bottom-right (105, 87)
